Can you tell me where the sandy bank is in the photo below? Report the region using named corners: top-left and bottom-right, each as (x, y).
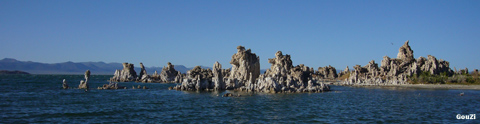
top-left (345, 84), bottom-right (480, 90)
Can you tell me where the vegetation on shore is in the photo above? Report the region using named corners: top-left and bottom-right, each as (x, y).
top-left (337, 72), bottom-right (350, 81)
top-left (408, 71), bottom-right (480, 85)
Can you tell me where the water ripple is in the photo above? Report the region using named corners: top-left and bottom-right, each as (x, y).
top-left (1, 75), bottom-right (479, 123)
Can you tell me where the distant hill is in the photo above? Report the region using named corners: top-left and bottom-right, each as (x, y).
top-left (0, 58), bottom-right (209, 75)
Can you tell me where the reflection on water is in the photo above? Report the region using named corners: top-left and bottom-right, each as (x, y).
top-left (1, 75), bottom-right (479, 123)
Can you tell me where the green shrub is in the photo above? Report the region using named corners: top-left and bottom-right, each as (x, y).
top-left (408, 71), bottom-right (480, 85)
top-left (338, 72), bottom-right (350, 80)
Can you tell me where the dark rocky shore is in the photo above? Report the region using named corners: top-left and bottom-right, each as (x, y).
top-left (0, 70), bottom-right (30, 75)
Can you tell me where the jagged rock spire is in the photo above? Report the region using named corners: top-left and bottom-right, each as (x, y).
top-left (229, 46), bottom-right (261, 86)
top-left (397, 40), bottom-right (414, 63)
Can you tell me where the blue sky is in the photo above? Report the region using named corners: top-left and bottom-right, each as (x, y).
top-left (1, 0), bottom-right (479, 70)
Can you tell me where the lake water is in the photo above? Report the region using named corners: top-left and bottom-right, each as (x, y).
top-left (1, 75), bottom-right (479, 123)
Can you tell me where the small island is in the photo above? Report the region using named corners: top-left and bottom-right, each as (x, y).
top-left (0, 70), bottom-right (30, 75)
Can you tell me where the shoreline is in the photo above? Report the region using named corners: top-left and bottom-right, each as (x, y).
top-left (339, 84), bottom-right (480, 90)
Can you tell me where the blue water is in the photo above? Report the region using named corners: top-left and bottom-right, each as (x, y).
top-left (1, 75), bottom-right (479, 123)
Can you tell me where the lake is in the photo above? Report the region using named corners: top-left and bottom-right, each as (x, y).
top-left (1, 75), bottom-right (478, 123)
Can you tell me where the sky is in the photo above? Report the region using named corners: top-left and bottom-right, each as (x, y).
top-left (1, 0), bottom-right (479, 70)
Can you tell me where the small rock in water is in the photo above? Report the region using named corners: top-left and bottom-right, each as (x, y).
top-left (78, 70), bottom-right (90, 89)
top-left (223, 93), bottom-right (233, 97)
top-left (97, 82), bottom-right (125, 90)
top-left (62, 79), bottom-right (69, 89)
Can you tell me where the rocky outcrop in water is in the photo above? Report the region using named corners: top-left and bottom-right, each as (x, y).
top-left (222, 93), bottom-right (241, 97)
top-left (135, 62), bottom-right (183, 83)
top-left (226, 46), bottom-right (261, 89)
top-left (78, 70), bottom-right (90, 89)
top-left (97, 82), bottom-right (126, 90)
top-left (146, 70), bottom-right (162, 82)
top-left (62, 79), bottom-right (69, 89)
top-left (344, 40), bottom-right (454, 85)
top-left (130, 85), bottom-right (149, 89)
top-left (212, 61), bottom-right (226, 90)
top-left (173, 47), bottom-right (330, 93)
top-left (397, 40), bottom-right (415, 66)
top-left (316, 65), bottom-right (338, 79)
top-left (85, 70), bottom-right (90, 81)
top-left (110, 63), bottom-right (137, 82)
top-left (252, 51), bottom-right (330, 93)
top-left (138, 63), bottom-right (149, 82)
top-left (78, 80), bottom-right (87, 89)
top-left (160, 62), bottom-right (180, 83)
top-left (264, 51), bottom-right (293, 77)
top-left (174, 65), bottom-right (214, 91)
top-left (174, 46), bottom-right (260, 91)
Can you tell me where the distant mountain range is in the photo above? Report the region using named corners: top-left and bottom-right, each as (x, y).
top-left (0, 58), bottom-right (207, 75)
